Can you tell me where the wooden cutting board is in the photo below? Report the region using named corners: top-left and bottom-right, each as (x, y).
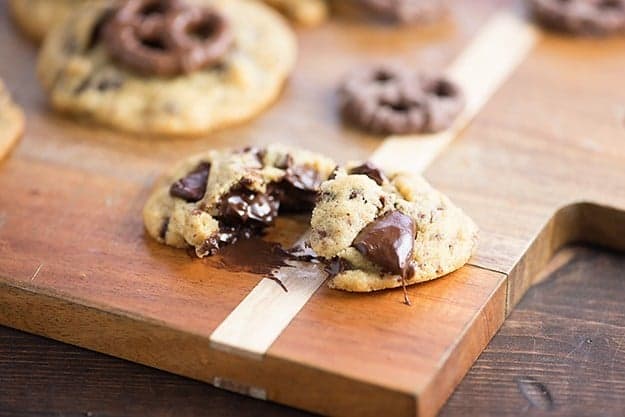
top-left (1, 1), bottom-right (624, 416)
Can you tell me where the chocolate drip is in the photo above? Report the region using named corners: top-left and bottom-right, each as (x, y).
top-left (349, 162), bottom-right (387, 185)
top-left (170, 162), bottom-right (211, 202)
top-left (352, 210), bottom-right (416, 278)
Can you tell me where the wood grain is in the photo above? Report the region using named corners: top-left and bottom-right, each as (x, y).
top-left (2, 246), bottom-right (623, 417)
top-left (441, 246), bottom-right (625, 416)
top-left (1, 0), bottom-right (625, 416)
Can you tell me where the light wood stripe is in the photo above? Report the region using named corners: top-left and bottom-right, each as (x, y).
top-left (371, 12), bottom-right (538, 173)
top-left (209, 11), bottom-right (539, 358)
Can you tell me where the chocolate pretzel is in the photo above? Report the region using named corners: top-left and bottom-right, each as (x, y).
top-left (339, 64), bottom-right (464, 135)
top-left (103, 0), bottom-right (233, 77)
top-left (529, 0), bottom-right (625, 35)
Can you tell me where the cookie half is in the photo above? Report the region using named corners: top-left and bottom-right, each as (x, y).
top-left (8, 0), bottom-right (86, 43)
top-left (0, 80), bottom-right (25, 160)
top-left (309, 163), bottom-right (478, 292)
top-left (37, 0), bottom-right (297, 135)
top-left (144, 144), bottom-right (336, 256)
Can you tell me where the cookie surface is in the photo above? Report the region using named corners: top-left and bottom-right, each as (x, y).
top-left (8, 0), bottom-right (87, 42)
top-left (529, 0), bottom-right (625, 35)
top-left (0, 80), bottom-right (25, 160)
top-left (309, 164), bottom-right (478, 292)
top-left (38, 0), bottom-right (297, 135)
top-left (264, 0), bottom-right (328, 26)
top-left (144, 144), bottom-right (336, 256)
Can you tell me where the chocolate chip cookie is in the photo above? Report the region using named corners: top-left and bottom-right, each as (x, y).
top-left (8, 0), bottom-right (87, 42)
top-left (0, 80), bottom-right (25, 160)
top-left (37, 0), bottom-right (297, 135)
top-left (529, 0), bottom-right (625, 35)
top-left (359, 0), bottom-right (445, 24)
top-left (264, 0), bottom-right (328, 26)
top-left (309, 163), bottom-right (478, 292)
top-left (339, 64), bottom-right (465, 135)
top-left (143, 145), bottom-right (336, 257)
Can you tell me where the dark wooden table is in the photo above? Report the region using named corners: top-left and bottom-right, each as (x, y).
top-left (1, 245), bottom-right (624, 417)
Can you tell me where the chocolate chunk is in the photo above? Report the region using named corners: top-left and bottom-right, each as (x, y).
top-left (86, 8), bottom-right (115, 50)
top-left (352, 210), bottom-right (416, 278)
top-left (325, 257), bottom-right (354, 278)
top-left (159, 217), bottom-right (170, 239)
top-left (273, 155), bottom-right (323, 211)
top-left (169, 162), bottom-right (211, 202)
top-left (218, 186), bottom-right (279, 226)
top-left (96, 77), bottom-right (123, 91)
top-left (349, 162), bottom-right (387, 185)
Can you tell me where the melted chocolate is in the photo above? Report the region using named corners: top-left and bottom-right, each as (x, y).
top-left (218, 186), bottom-right (280, 225)
top-left (215, 238), bottom-right (293, 292)
top-left (274, 155), bottom-right (323, 211)
top-left (352, 210), bottom-right (416, 278)
top-left (324, 257), bottom-right (354, 278)
top-left (349, 162), bottom-right (387, 185)
top-left (170, 162), bottom-right (211, 202)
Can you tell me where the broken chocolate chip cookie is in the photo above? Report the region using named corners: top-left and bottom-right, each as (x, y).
top-left (143, 145), bottom-right (336, 257)
top-left (309, 163), bottom-right (478, 292)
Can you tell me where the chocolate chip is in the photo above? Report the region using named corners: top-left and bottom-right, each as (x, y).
top-left (87, 8), bottom-right (115, 50)
top-left (324, 257), bottom-right (354, 278)
top-left (352, 210), bottom-right (416, 278)
top-left (96, 77), bottom-right (123, 91)
top-left (169, 162), bottom-right (211, 202)
top-left (159, 217), bottom-right (170, 239)
top-left (349, 162), bottom-right (387, 185)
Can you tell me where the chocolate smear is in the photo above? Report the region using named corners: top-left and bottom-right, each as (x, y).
top-left (215, 238), bottom-right (296, 292)
top-left (349, 162), bottom-right (387, 185)
top-left (170, 162), bottom-right (211, 202)
top-left (352, 210), bottom-right (416, 278)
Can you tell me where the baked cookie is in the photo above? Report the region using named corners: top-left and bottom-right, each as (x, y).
top-left (0, 80), bottom-right (25, 160)
top-left (264, 0), bottom-right (328, 26)
top-left (358, 0), bottom-right (445, 24)
top-left (8, 0), bottom-right (88, 43)
top-left (528, 0), bottom-right (625, 35)
top-left (309, 162), bottom-right (478, 292)
top-left (38, 0), bottom-right (297, 135)
top-left (339, 64), bottom-right (465, 135)
top-left (144, 144), bottom-right (336, 256)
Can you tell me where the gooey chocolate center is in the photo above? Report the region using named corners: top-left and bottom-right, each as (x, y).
top-left (169, 153), bottom-right (323, 255)
top-left (352, 210), bottom-right (417, 278)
